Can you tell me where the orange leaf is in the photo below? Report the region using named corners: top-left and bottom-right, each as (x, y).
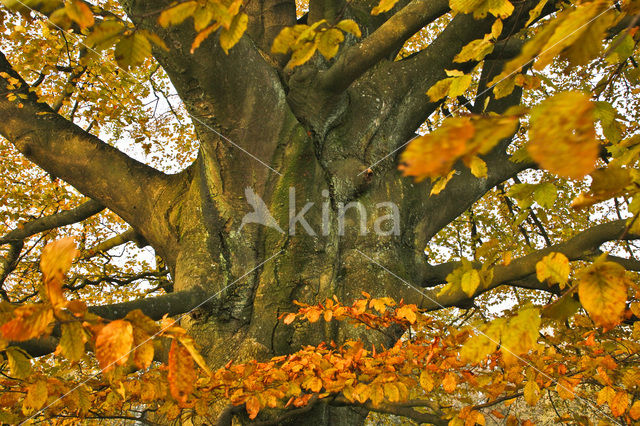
top-left (246, 395), bottom-right (261, 419)
top-left (40, 238), bottom-right (78, 307)
top-left (95, 319), bottom-right (133, 371)
top-left (443, 372), bottom-right (457, 393)
top-left (168, 340), bottom-right (196, 405)
top-left (1, 305), bottom-right (53, 341)
top-left (609, 391), bottom-right (629, 417)
top-left (283, 313), bottom-right (297, 325)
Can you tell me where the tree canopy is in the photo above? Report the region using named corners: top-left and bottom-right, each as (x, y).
top-left (0, 0), bottom-right (640, 424)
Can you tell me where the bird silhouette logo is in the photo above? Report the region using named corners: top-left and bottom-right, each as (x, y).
top-left (238, 187), bottom-right (284, 233)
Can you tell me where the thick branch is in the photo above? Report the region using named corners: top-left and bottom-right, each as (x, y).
top-left (81, 228), bottom-right (146, 258)
top-left (0, 200), bottom-right (104, 245)
top-left (416, 220), bottom-right (637, 310)
top-left (319, 0), bottom-right (449, 92)
top-left (332, 395), bottom-right (447, 426)
top-left (13, 287), bottom-right (208, 357)
top-left (0, 51), bottom-right (170, 237)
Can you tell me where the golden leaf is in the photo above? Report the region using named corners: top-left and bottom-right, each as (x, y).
top-left (597, 386), bottom-right (615, 406)
top-left (454, 38), bottom-right (494, 63)
top-left (219, 13), bottom-right (248, 54)
top-left (524, 380), bottom-right (540, 406)
top-left (536, 252), bottom-right (570, 288)
top-left (95, 319), bottom-right (133, 371)
top-left (23, 380), bottom-right (48, 412)
top-left (400, 117), bottom-right (474, 180)
top-left (578, 258), bottom-right (629, 329)
top-left (610, 391), bottom-right (629, 417)
top-left (5, 347), bottom-right (32, 379)
top-left (420, 370), bottom-right (435, 392)
top-left (461, 269), bottom-right (480, 297)
top-left (371, 0), bottom-right (400, 15)
top-left (449, 0), bottom-right (514, 19)
top-left (336, 19), bottom-right (361, 37)
top-left (527, 91), bottom-right (598, 179)
top-left (58, 321), bottom-right (86, 362)
top-left (442, 372), bottom-right (457, 393)
top-left (317, 28), bottom-right (344, 60)
top-left (500, 306), bottom-right (540, 364)
top-left (40, 238), bottom-right (77, 307)
top-left (168, 340), bottom-right (196, 405)
top-left (158, 1), bottom-right (198, 28)
top-left (115, 33), bottom-right (152, 69)
top-left (65, 0), bottom-right (94, 29)
top-left (132, 328), bottom-right (154, 370)
top-left (85, 21), bottom-right (124, 50)
top-left (469, 156), bottom-right (487, 178)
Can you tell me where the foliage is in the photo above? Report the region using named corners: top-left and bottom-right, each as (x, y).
top-left (0, 0), bottom-right (639, 424)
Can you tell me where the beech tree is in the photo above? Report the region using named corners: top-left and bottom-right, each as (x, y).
top-left (1, 0), bottom-right (640, 424)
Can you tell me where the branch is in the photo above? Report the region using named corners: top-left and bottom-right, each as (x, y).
top-left (81, 228), bottom-right (146, 258)
top-left (12, 287), bottom-right (209, 357)
top-left (417, 220), bottom-right (637, 310)
top-left (0, 51), bottom-right (170, 237)
top-left (319, 0), bottom-right (449, 92)
top-left (331, 395), bottom-right (447, 426)
top-left (0, 200), bottom-right (104, 245)
top-left (0, 241), bottom-right (23, 299)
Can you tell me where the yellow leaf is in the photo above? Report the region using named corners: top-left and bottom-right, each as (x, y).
top-left (460, 318), bottom-right (504, 362)
top-left (178, 335), bottom-right (211, 375)
top-left (448, 74), bottom-right (473, 97)
top-left (115, 33), bottom-right (152, 69)
top-left (610, 391), bottom-right (629, 417)
top-left (317, 28), bottom-right (344, 60)
top-left (420, 370), bottom-right (435, 392)
top-left (5, 347), bottom-right (32, 379)
top-left (527, 91), bottom-right (598, 179)
top-left (23, 380), bottom-right (48, 412)
top-left (371, 0), bottom-right (400, 15)
top-left (500, 306), bottom-right (540, 364)
top-left (449, 0), bottom-right (514, 19)
top-left (396, 305), bottom-right (417, 324)
top-left (40, 238), bottom-right (77, 288)
top-left (427, 77), bottom-right (454, 102)
top-left (461, 269), bottom-right (480, 297)
top-left (492, 74), bottom-right (516, 99)
top-left (85, 21), bottom-right (124, 50)
top-left (158, 1), bottom-right (198, 28)
top-left (58, 321), bottom-right (86, 362)
top-left (65, 0), bottom-right (94, 29)
top-left (219, 13), bottom-right (248, 54)
top-left (384, 382), bottom-right (400, 402)
top-left (536, 252), bottom-right (569, 288)
top-left (525, 0), bottom-right (548, 26)
top-left (556, 378), bottom-right (576, 400)
top-left (95, 319), bottom-right (133, 371)
top-left (454, 38), bottom-right (494, 63)
top-left (287, 40), bottom-right (318, 69)
top-left (370, 384), bottom-right (384, 406)
top-left (139, 30), bottom-right (169, 51)
top-left (578, 259), bottom-right (629, 329)
top-left (336, 19), bottom-right (361, 37)
top-left (168, 340), bottom-right (196, 405)
top-left (524, 380), bottom-right (540, 406)
top-left (491, 19), bottom-right (503, 39)
top-left (469, 156), bottom-right (487, 178)
top-left (597, 386), bottom-right (615, 406)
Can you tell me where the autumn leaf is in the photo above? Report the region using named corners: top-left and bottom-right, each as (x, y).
top-left (23, 380), bottom-right (48, 412)
top-left (336, 20), bottom-right (361, 38)
top-left (449, 0), bottom-right (514, 19)
top-left (524, 380), bottom-right (540, 406)
top-left (420, 370), bottom-right (435, 392)
top-left (396, 305), bottom-right (417, 324)
top-left (1, 305), bottom-right (54, 341)
top-left (65, 0), bottom-right (94, 29)
top-left (317, 28), bottom-right (344, 60)
top-left (168, 340), bottom-right (196, 405)
top-left (371, 0), bottom-right (400, 15)
top-left (158, 1), bottom-right (198, 28)
top-left (115, 33), bottom-right (152, 69)
top-left (536, 252), bottom-right (570, 288)
top-left (40, 237), bottom-right (78, 307)
top-left (95, 319), bottom-right (133, 371)
top-left (132, 328), bottom-right (154, 370)
top-left (461, 269), bottom-right (480, 297)
top-left (578, 257), bottom-right (629, 329)
top-left (58, 321), bottom-right (86, 362)
top-left (442, 372), bottom-right (457, 393)
top-left (500, 306), bottom-right (540, 364)
top-left (527, 91), bottom-right (599, 179)
top-left (219, 13), bottom-right (248, 54)
top-left (5, 347), bottom-right (32, 379)
top-left (610, 390), bottom-right (629, 417)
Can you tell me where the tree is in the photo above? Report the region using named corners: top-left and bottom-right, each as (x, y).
top-left (0, 0), bottom-right (639, 424)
